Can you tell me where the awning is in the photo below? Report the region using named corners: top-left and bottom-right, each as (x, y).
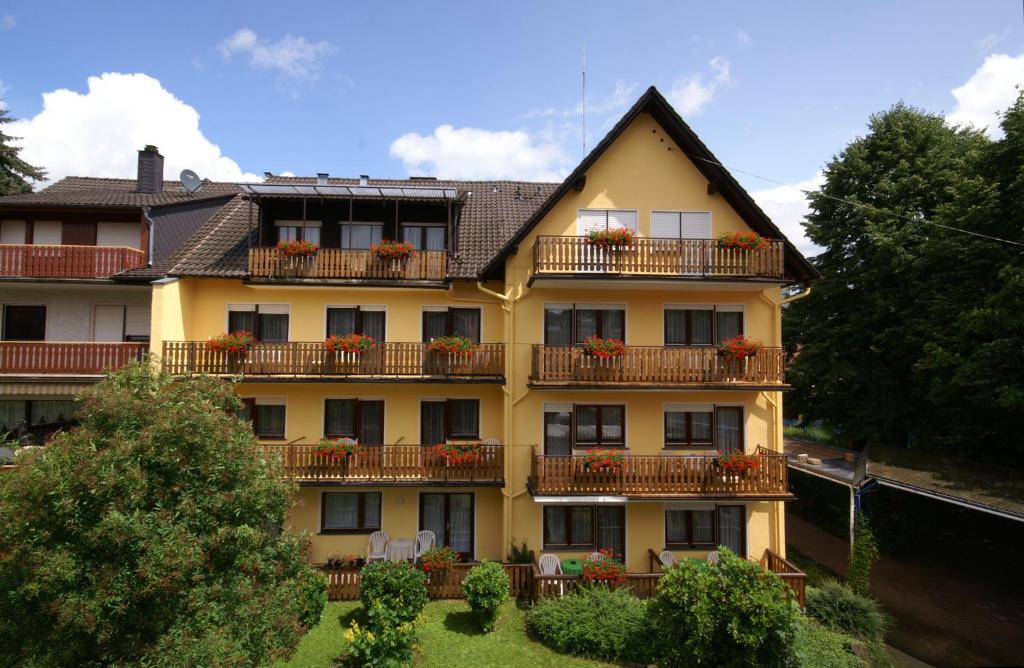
top-left (532, 495), bottom-right (628, 504)
top-left (0, 381), bottom-right (94, 397)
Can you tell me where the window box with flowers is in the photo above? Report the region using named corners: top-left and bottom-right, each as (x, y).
top-left (427, 335), bottom-right (475, 357)
top-left (717, 451), bottom-right (761, 481)
top-left (719, 335), bottom-right (763, 364)
top-left (586, 227), bottom-right (636, 248)
top-left (322, 333), bottom-right (376, 372)
top-left (716, 231), bottom-right (770, 252)
top-left (432, 441), bottom-right (482, 466)
top-left (580, 336), bottom-right (625, 369)
top-left (426, 335), bottom-right (475, 374)
top-left (581, 548), bottom-right (627, 586)
top-left (208, 331), bottom-right (254, 373)
top-left (580, 449), bottom-right (625, 474)
top-left (276, 240), bottom-right (319, 275)
top-left (316, 438), bottom-right (360, 468)
top-left (370, 238), bottom-right (415, 263)
top-left (325, 554), bottom-right (365, 570)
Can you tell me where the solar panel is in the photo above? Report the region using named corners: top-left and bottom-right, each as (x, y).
top-left (241, 182), bottom-right (459, 200)
top-left (316, 185), bottom-right (352, 195)
top-left (293, 185), bottom-right (319, 195)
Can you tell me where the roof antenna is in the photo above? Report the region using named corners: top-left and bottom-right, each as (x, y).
top-left (581, 45), bottom-right (587, 158)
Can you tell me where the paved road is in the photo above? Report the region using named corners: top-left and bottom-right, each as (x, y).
top-left (787, 515), bottom-right (1024, 667)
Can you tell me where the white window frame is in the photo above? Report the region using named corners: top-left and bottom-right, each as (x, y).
top-left (576, 208), bottom-right (640, 236)
top-left (224, 303), bottom-right (292, 341)
top-left (323, 304), bottom-right (388, 340)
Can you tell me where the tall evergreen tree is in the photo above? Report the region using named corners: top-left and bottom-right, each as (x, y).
top-left (0, 103), bottom-right (45, 195)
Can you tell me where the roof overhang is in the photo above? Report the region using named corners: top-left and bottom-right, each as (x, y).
top-left (239, 183), bottom-right (461, 202)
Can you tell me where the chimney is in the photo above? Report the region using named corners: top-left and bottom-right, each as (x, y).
top-left (317, 172), bottom-right (329, 186)
top-left (359, 174), bottom-right (369, 187)
top-left (136, 145), bottom-right (164, 194)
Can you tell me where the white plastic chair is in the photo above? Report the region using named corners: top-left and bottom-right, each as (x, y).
top-left (585, 551), bottom-right (602, 562)
top-left (415, 530), bottom-right (436, 560)
top-left (659, 550), bottom-right (678, 568)
top-left (367, 531), bottom-right (390, 562)
top-left (483, 437), bottom-right (500, 445)
top-left (537, 553), bottom-right (564, 595)
top-left (706, 550), bottom-right (720, 565)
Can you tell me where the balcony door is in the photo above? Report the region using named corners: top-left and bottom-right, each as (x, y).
top-left (2, 304), bottom-right (45, 341)
top-left (402, 223), bottom-right (445, 251)
top-left (576, 209), bottom-right (637, 272)
top-left (420, 399), bottom-right (480, 444)
top-left (422, 308), bottom-right (480, 343)
top-left (61, 221), bottom-right (97, 246)
top-left (420, 492), bottom-right (474, 559)
top-left (544, 305), bottom-right (624, 345)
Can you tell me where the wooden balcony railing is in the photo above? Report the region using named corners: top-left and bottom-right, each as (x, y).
top-left (761, 549), bottom-right (807, 607)
top-left (533, 236), bottom-right (785, 280)
top-left (261, 443), bottom-right (504, 485)
top-left (0, 244), bottom-right (147, 279)
top-left (528, 450), bottom-right (790, 499)
top-left (0, 341), bottom-right (147, 375)
top-left (530, 345), bottom-right (786, 388)
top-left (248, 248), bottom-right (448, 282)
top-left (161, 341), bottom-right (504, 380)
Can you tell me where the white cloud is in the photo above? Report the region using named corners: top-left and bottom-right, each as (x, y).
top-left (390, 125), bottom-right (569, 181)
top-left (1, 15), bottom-right (14, 30)
top-left (736, 29), bottom-right (750, 45)
top-left (218, 28), bottom-right (333, 80)
top-left (750, 174), bottom-right (825, 257)
top-left (666, 56), bottom-right (733, 116)
top-left (9, 72), bottom-right (261, 187)
top-left (946, 53), bottom-right (1024, 138)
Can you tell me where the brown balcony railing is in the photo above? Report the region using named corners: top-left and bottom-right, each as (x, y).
top-left (261, 443), bottom-right (504, 485)
top-left (248, 247), bottom-right (448, 282)
top-left (532, 236), bottom-right (785, 279)
top-left (162, 341), bottom-right (505, 380)
top-left (530, 345), bottom-right (786, 388)
top-left (0, 341), bottom-right (148, 374)
top-left (0, 244), bottom-right (146, 279)
top-left (528, 449), bottom-right (790, 499)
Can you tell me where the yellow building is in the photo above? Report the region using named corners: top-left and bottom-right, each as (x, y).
top-left (151, 87), bottom-right (817, 572)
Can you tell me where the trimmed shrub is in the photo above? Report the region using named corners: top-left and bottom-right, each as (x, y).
top-left (847, 514), bottom-right (880, 596)
top-left (295, 566), bottom-right (329, 628)
top-left (527, 586), bottom-right (648, 663)
top-left (344, 604), bottom-right (417, 668)
top-left (359, 561), bottom-right (428, 625)
top-left (807, 579), bottom-right (889, 641)
top-left (462, 561), bottom-right (509, 632)
top-left (793, 616), bottom-right (860, 668)
top-left (646, 548), bottom-right (799, 668)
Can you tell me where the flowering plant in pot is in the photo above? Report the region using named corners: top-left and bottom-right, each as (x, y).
top-left (208, 331), bottom-right (254, 354)
top-left (276, 239), bottom-right (319, 257)
top-left (370, 238), bottom-right (415, 260)
top-left (716, 231), bottom-right (770, 251)
top-left (316, 437), bottom-right (360, 461)
top-left (581, 336), bottom-right (626, 359)
top-left (581, 548), bottom-right (627, 585)
top-left (427, 335), bottom-right (474, 356)
top-left (719, 335), bottom-right (763, 361)
top-left (419, 546), bottom-right (457, 572)
top-left (323, 333), bottom-right (375, 354)
top-left (432, 442), bottom-right (482, 465)
top-left (581, 449), bottom-right (625, 473)
top-left (587, 227), bottom-right (635, 247)
top-left (326, 554), bottom-right (363, 570)
top-left (718, 452), bottom-right (761, 475)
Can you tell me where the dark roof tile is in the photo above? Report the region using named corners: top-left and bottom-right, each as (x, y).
top-left (0, 177), bottom-right (240, 209)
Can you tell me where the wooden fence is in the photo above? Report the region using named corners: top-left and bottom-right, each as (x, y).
top-left (760, 548), bottom-right (807, 608)
top-left (0, 341), bottom-right (148, 374)
top-left (533, 236), bottom-right (785, 279)
top-left (0, 244), bottom-right (146, 279)
top-left (249, 248), bottom-right (448, 281)
top-left (531, 345), bottom-right (785, 387)
top-left (322, 563), bottom-right (534, 601)
top-left (161, 341), bottom-right (504, 379)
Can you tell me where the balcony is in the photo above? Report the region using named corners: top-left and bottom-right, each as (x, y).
top-left (261, 443), bottom-right (504, 486)
top-left (0, 341), bottom-right (148, 375)
top-left (161, 341), bottom-right (505, 382)
top-left (531, 236), bottom-right (785, 283)
top-left (528, 450), bottom-right (791, 500)
top-left (247, 248), bottom-right (448, 283)
top-left (530, 345), bottom-right (786, 389)
top-left (0, 244), bottom-right (147, 279)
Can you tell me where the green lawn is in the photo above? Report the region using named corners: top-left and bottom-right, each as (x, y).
top-left (276, 600), bottom-right (612, 668)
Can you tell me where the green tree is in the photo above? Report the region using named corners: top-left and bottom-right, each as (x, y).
top-left (847, 514), bottom-right (880, 596)
top-left (0, 104), bottom-right (45, 194)
top-left (0, 362), bottom-right (325, 667)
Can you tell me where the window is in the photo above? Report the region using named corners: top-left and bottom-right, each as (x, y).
top-left (544, 304), bottom-right (625, 345)
top-left (665, 508), bottom-right (717, 548)
top-left (276, 220), bottom-right (321, 245)
top-left (575, 405), bottom-right (625, 448)
top-left (324, 399), bottom-right (384, 444)
top-left (716, 506), bottom-right (746, 555)
top-left (664, 407), bottom-right (714, 448)
top-left (340, 222), bottom-right (383, 249)
top-left (227, 305), bottom-right (289, 342)
top-left (543, 409), bottom-right (572, 456)
top-left (326, 306), bottom-right (385, 340)
top-left (240, 398), bottom-right (286, 439)
top-left (421, 399), bottom-right (480, 443)
top-left (665, 306), bottom-right (743, 346)
top-left (715, 307), bottom-right (744, 342)
top-left (543, 505), bottom-right (625, 556)
top-left (402, 223), bottom-right (445, 251)
top-left (0, 399), bottom-right (77, 432)
top-left (2, 304), bottom-right (45, 341)
top-left (715, 406), bottom-right (744, 453)
top-left (577, 209), bottom-right (638, 236)
top-left (650, 211), bottom-right (712, 239)
top-left (422, 308), bottom-right (480, 344)
top-left (321, 492), bottom-right (381, 533)
top-left (420, 493), bottom-right (474, 558)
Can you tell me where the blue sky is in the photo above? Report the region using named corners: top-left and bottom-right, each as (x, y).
top-left (2, 1), bottom-right (1024, 252)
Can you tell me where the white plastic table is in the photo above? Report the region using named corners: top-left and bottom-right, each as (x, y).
top-left (388, 538), bottom-right (415, 562)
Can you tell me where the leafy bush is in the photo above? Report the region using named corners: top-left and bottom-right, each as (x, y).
top-left (344, 604), bottom-right (417, 668)
top-left (462, 561), bottom-right (509, 632)
top-left (807, 579), bottom-right (889, 641)
top-left (0, 362), bottom-right (319, 667)
top-left (646, 548), bottom-right (799, 668)
top-left (506, 539), bottom-right (532, 564)
top-left (848, 514), bottom-right (880, 596)
top-left (359, 561), bottom-right (428, 625)
top-left (527, 586), bottom-right (648, 663)
top-left (793, 616), bottom-right (859, 668)
top-left (295, 566), bottom-right (329, 628)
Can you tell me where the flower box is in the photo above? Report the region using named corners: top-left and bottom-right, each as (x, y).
top-left (581, 549), bottom-right (627, 585)
top-left (276, 239), bottom-right (319, 258)
top-left (323, 333), bottom-right (375, 354)
top-left (719, 335), bottom-right (763, 362)
top-left (581, 449), bottom-right (625, 474)
top-left (586, 227), bottom-right (635, 248)
top-left (326, 554), bottom-right (365, 570)
top-left (716, 231), bottom-right (770, 251)
top-left (208, 331), bottom-right (254, 354)
top-left (581, 336), bottom-right (626, 360)
top-left (432, 442), bottom-right (482, 465)
top-left (370, 239), bottom-right (415, 261)
top-left (316, 437), bottom-right (360, 462)
top-left (718, 452), bottom-right (761, 477)
top-left (427, 335), bottom-right (474, 357)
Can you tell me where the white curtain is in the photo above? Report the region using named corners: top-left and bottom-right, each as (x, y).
top-left (717, 506), bottom-right (744, 554)
top-left (666, 509), bottom-right (688, 544)
top-left (324, 493), bottom-right (359, 530)
top-left (449, 494), bottom-right (473, 555)
top-left (596, 507), bottom-right (624, 556)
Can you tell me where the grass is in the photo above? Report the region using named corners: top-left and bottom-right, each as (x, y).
top-left (275, 600), bottom-right (612, 668)
top-left (784, 423), bottom-right (843, 447)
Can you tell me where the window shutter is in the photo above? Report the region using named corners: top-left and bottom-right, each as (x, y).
top-left (577, 209), bottom-right (607, 236)
top-left (97, 222), bottom-right (141, 249)
top-left (679, 212), bottom-right (712, 239)
top-left (607, 210), bottom-right (638, 233)
top-left (124, 304), bottom-right (150, 338)
top-left (33, 221), bottom-right (63, 245)
top-left (651, 211), bottom-right (681, 239)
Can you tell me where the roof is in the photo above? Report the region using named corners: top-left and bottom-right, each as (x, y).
top-left (171, 176), bottom-right (557, 278)
top-left (239, 182), bottom-right (460, 201)
top-left (481, 86), bottom-right (819, 283)
top-left (0, 177), bottom-right (241, 209)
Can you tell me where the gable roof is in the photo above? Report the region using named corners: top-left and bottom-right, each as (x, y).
top-left (0, 177), bottom-right (240, 209)
top-left (480, 86), bottom-right (819, 283)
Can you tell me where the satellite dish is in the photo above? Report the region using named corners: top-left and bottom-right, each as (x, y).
top-left (180, 169), bottom-right (203, 194)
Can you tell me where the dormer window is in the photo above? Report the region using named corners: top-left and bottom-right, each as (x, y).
top-left (275, 220), bottom-right (321, 245)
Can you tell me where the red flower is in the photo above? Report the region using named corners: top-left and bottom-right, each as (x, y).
top-left (276, 239), bottom-right (319, 257)
top-left (208, 331), bottom-right (254, 353)
top-left (370, 239), bottom-right (415, 260)
top-left (581, 336), bottom-right (626, 358)
top-left (719, 335), bottom-right (763, 361)
top-left (717, 231), bottom-right (770, 251)
top-left (323, 333), bottom-right (376, 354)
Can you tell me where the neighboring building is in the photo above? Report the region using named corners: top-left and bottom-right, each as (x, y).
top-left (0, 146), bottom-right (238, 440)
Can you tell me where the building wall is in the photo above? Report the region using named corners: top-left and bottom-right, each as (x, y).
top-left (1, 282), bottom-right (151, 341)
